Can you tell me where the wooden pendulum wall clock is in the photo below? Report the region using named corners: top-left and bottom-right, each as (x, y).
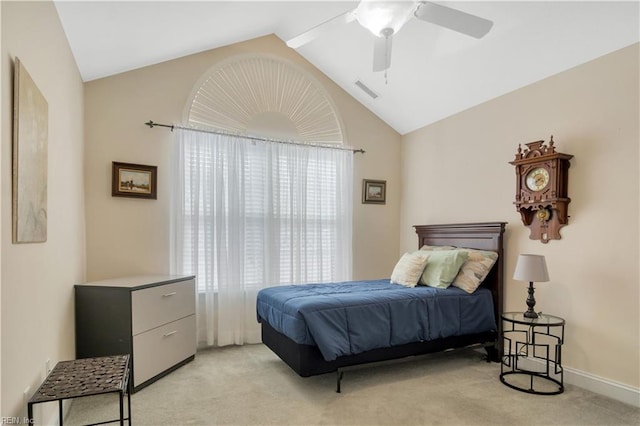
top-left (510, 136), bottom-right (573, 243)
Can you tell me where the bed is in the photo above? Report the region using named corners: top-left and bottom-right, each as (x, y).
top-left (257, 222), bottom-right (506, 391)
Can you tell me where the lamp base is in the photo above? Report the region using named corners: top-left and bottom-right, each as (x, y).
top-left (524, 281), bottom-right (538, 319)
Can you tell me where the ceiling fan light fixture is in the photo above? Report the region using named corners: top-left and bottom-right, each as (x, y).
top-left (355, 0), bottom-right (417, 37)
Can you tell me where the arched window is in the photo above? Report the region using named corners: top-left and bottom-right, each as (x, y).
top-left (186, 54), bottom-right (344, 144)
top-left (174, 55), bottom-right (353, 348)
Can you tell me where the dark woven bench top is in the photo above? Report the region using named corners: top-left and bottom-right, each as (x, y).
top-left (29, 354), bottom-right (129, 403)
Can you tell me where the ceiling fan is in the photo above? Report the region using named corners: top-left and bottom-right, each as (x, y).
top-left (287, 0), bottom-right (493, 73)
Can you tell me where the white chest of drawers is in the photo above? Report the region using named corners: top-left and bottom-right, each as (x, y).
top-left (75, 275), bottom-right (196, 392)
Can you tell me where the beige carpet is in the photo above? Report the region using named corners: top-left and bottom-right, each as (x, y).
top-left (64, 344), bottom-right (639, 425)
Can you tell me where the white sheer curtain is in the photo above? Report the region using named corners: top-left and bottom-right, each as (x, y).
top-left (171, 128), bottom-right (353, 348)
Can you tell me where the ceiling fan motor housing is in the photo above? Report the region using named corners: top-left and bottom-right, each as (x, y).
top-left (355, 0), bottom-right (418, 37)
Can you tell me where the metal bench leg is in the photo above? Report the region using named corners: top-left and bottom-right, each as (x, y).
top-left (119, 391), bottom-right (124, 426)
top-left (127, 388), bottom-right (132, 425)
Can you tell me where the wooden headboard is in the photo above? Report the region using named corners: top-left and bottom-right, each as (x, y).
top-left (413, 222), bottom-right (507, 326)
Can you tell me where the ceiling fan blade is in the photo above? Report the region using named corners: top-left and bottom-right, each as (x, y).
top-left (286, 10), bottom-right (356, 49)
top-left (415, 1), bottom-right (493, 39)
top-left (373, 34), bottom-right (393, 72)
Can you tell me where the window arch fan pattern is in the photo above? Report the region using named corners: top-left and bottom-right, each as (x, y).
top-left (187, 55), bottom-right (344, 144)
top-left (173, 55), bottom-right (353, 348)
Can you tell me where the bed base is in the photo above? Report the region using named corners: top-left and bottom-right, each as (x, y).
top-left (262, 320), bottom-right (497, 392)
top-left (260, 221), bottom-right (507, 392)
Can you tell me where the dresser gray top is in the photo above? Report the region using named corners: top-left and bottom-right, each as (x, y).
top-left (76, 274), bottom-right (195, 290)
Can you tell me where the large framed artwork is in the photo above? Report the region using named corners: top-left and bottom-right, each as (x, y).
top-left (112, 162), bottom-right (158, 199)
top-left (12, 57), bottom-right (48, 243)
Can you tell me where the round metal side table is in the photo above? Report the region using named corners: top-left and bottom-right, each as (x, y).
top-left (500, 312), bottom-right (565, 395)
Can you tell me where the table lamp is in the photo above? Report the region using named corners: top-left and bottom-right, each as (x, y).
top-left (513, 254), bottom-right (549, 319)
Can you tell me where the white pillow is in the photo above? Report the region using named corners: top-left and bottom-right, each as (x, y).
top-left (390, 251), bottom-right (430, 288)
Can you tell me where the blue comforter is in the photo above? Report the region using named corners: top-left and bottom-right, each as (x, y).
top-left (256, 279), bottom-right (496, 361)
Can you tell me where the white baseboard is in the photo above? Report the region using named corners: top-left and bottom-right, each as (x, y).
top-left (513, 356), bottom-right (639, 407)
top-left (563, 365), bottom-right (640, 408)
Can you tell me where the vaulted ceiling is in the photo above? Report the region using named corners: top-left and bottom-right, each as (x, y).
top-left (54, 1), bottom-right (639, 135)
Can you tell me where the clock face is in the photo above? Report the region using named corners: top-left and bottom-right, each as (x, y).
top-left (525, 167), bottom-right (550, 191)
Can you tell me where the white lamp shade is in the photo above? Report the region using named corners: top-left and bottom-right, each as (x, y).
top-left (513, 254), bottom-right (550, 282)
top-left (355, 0), bottom-right (417, 36)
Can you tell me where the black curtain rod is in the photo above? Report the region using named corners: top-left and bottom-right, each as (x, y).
top-left (145, 121), bottom-right (365, 154)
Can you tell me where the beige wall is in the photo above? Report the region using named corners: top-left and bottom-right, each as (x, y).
top-left (1, 0), bottom-right (86, 418)
top-left (0, 1), bottom-right (3, 417)
top-left (400, 43), bottom-right (639, 388)
top-left (0, 0), bottom-right (3, 417)
top-left (84, 34), bottom-right (401, 283)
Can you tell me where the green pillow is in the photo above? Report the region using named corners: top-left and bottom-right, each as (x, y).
top-left (420, 250), bottom-right (469, 288)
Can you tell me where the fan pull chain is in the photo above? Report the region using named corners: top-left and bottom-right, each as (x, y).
top-left (384, 37), bottom-right (389, 84)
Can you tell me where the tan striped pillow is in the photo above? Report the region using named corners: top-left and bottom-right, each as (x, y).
top-left (451, 248), bottom-right (498, 293)
top-left (420, 244), bottom-right (455, 251)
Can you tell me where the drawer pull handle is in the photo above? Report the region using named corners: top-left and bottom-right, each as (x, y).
top-left (162, 292), bottom-right (177, 297)
top-left (163, 331), bottom-right (178, 337)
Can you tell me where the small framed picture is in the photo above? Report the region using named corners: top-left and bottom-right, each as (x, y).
top-left (112, 162), bottom-right (157, 199)
top-left (362, 179), bottom-right (386, 204)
